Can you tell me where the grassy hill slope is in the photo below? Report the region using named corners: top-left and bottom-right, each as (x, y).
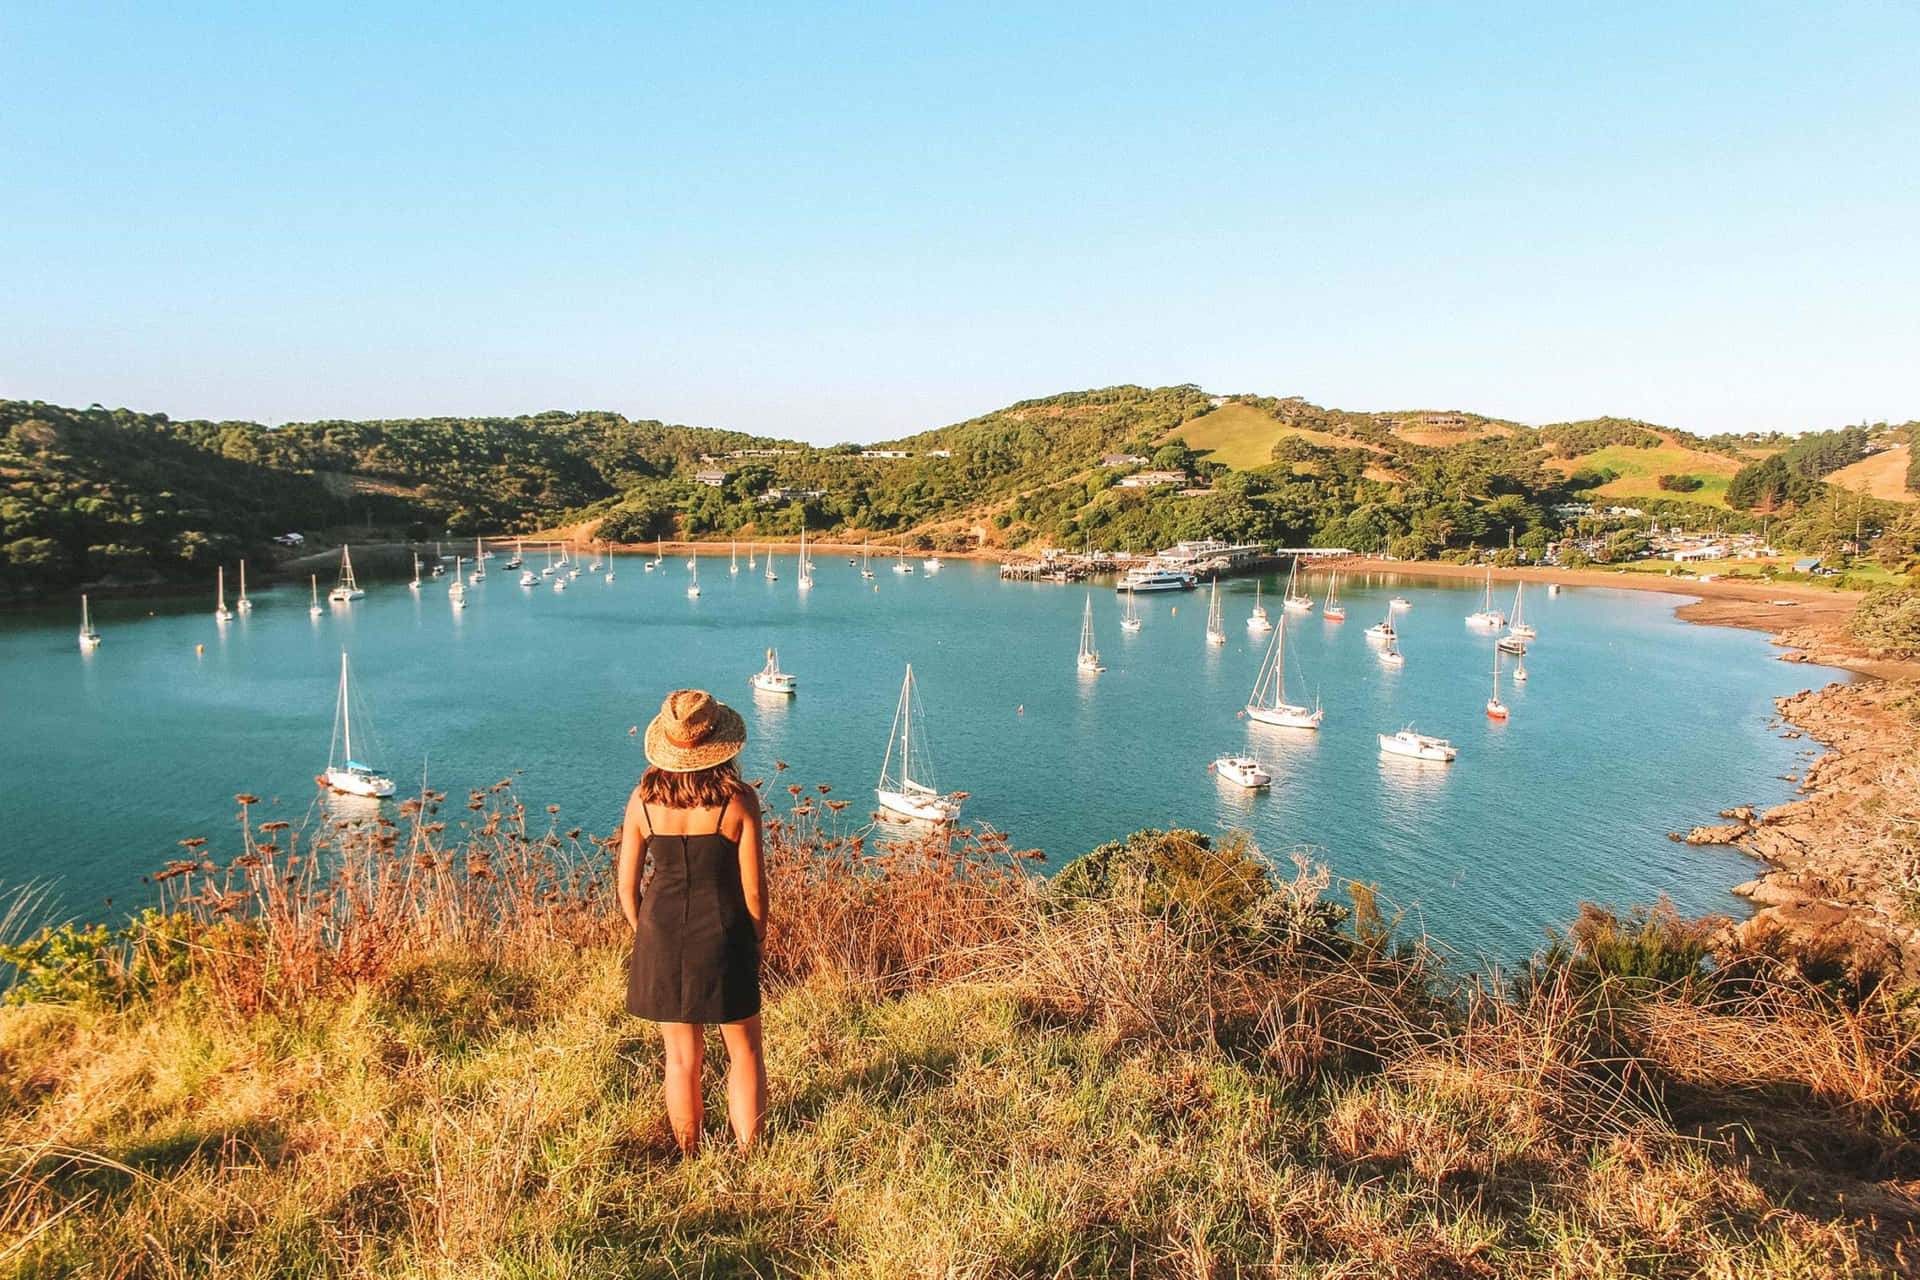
top-left (1828, 444), bottom-right (1916, 503)
top-left (1548, 437), bottom-right (1746, 508)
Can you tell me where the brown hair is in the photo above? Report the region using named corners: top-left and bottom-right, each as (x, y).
top-left (638, 760), bottom-right (744, 811)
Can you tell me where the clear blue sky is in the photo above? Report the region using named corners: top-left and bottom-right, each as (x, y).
top-left (3, 2), bottom-right (1914, 442)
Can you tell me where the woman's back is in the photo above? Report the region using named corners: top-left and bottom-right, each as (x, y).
top-left (628, 789), bottom-right (760, 1024)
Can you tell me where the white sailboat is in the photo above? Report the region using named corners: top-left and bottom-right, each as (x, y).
top-left (1204, 578), bottom-right (1226, 646)
top-left (604, 549), bottom-right (616, 583)
top-left (471, 539), bottom-right (486, 581)
top-left (893, 539), bottom-right (914, 574)
top-left (1245, 612), bottom-right (1323, 729)
top-left (520, 565), bottom-right (538, 587)
top-left (749, 647), bottom-right (797, 695)
top-left (329, 545), bottom-right (365, 603)
top-left (748, 543), bottom-right (757, 570)
top-left (236, 561), bottom-right (253, 613)
top-left (1486, 646), bottom-right (1509, 720)
top-left (78, 594), bottom-right (101, 650)
top-left (1282, 559), bottom-right (1313, 613)
top-left (1323, 572), bottom-right (1346, 622)
top-left (798, 526), bottom-right (813, 591)
top-left (552, 567), bottom-right (568, 591)
top-left (589, 542), bottom-right (602, 572)
top-left (861, 538), bottom-right (875, 579)
top-left (730, 540), bottom-right (740, 575)
top-left (449, 557), bottom-right (466, 608)
top-left (876, 664), bottom-right (961, 822)
top-left (430, 543), bottom-right (445, 577)
top-left (410, 554), bottom-right (422, 591)
top-left (687, 556), bottom-right (701, 598)
top-left (309, 574), bottom-right (323, 618)
top-left (324, 651), bottom-right (396, 798)
top-left (1119, 583), bottom-right (1143, 632)
top-left (764, 550), bottom-right (778, 582)
top-left (1465, 565), bottom-right (1505, 628)
top-left (1389, 596), bottom-right (1411, 611)
top-left (1247, 581), bottom-right (1272, 633)
top-left (507, 539), bottom-right (523, 570)
top-left (566, 543), bottom-right (581, 579)
top-left (1506, 583), bottom-right (1535, 640)
top-left (541, 544), bottom-right (557, 577)
top-left (1077, 593), bottom-right (1105, 673)
top-left (1514, 653), bottom-right (1529, 684)
top-left (1379, 728), bottom-right (1456, 762)
top-left (214, 566), bottom-right (234, 621)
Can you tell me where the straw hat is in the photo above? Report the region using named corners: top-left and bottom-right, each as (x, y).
top-left (643, 689), bottom-right (747, 772)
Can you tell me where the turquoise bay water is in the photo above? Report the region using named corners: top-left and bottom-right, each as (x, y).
top-left (1, 558), bottom-right (1841, 962)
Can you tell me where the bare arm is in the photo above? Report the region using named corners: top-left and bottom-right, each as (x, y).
top-left (616, 788), bottom-right (648, 933)
top-left (731, 786), bottom-right (768, 943)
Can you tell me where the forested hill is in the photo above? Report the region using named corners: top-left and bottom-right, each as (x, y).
top-left (0, 400), bottom-right (784, 597)
top-left (4, 390), bottom-right (1916, 598)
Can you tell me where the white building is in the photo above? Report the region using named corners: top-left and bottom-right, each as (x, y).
top-left (694, 469), bottom-right (729, 487)
top-left (1117, 470), bottom-right (1187, 488)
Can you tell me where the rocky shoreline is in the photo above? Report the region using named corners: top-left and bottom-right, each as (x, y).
top-left (1677, 639), bottom-right (1920, 983)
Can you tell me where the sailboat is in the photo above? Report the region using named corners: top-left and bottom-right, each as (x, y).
top-left (1465, 565), bottom-right (1505, 628)
top-left (329, 545), bottom-right (365, 602)
top-left (1119, 583), bottom-right (1143, 632)
top-left (566, 543), bottom-right (581, 579)
top-left (1378, 628), bottom-right (1406, 666)
top-left (540, 544), bottom-right (556, 577)
top-left (730, 540), bottom-right (740, 575)
top-left (507, 539), bottom-right (523, 570)
top-left (876, 664), bottom-right (961, 822)
top-left (430, 543), bottom-right (445, 577)
top-left (78, 594), bottom-right (101, 650)
top-left (1204, 578), bottom-right (1226, 645)
top-left (861, 538), bottom-right (875, 579)
top-left (214, 566), bottom-right (234, 621)
top-left (604, 549), bottom-right (616, 583)
top-left (409, 554), bottom-right (422, 591)
top-left (798, 526), bottom-right (814, 591)
top-left (323, 651), bottom-right (396, 798)
top-left (1506, 583), bottom-right (1535, 640)
top-left (750, 647), bottom-right (797, 695)
top-left (1514, 654), bottom-right (1529, 684)
top-left (764, 550), bottom-right (778, 582)
top-left (1282, 559), bottom-right (1313, 613)
top-left (1323, 572), bottom-right (1346, 622)
top-left (1077, 594), bottom-right (1105, 673)
top-left (1486, 646), bottom-right (1509, 720)
top-left (687, 556), bottom-right (701, 598)
top-left (589, 542), bottom-right (602, 572)
top-left (520, 562), bottom-right (538, 587)
top-left (654, 538), bottom-right (665, 571)
top-left (449, 557), bottom-right (466, 608)
top-left (235, 561), bottom-right (253, 613)
top-left (467, 540), bottom-right (483, 581)
top-left (1247, 581), bottom-right (1272, 633)
top-left (748, 543), bottom-right (757, 570)
top-left (1245, 611), bottom-right (1323, 729)
top-left (894, 538), bottom-right (914, 574)
top-left (309, 574), bottom-right (323, 618)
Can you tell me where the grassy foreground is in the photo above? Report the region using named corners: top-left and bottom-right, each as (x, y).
top-left (3, 791), bottom-right (1917, 1277)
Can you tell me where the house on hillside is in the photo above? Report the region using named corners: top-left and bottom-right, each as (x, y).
top-left (758, 486), bottom-right (827, 505)
top-left (1101, 452), bottom-right (1150, 468)
top-left (925, 448), bottom-right (952, 458)
top-left (861, 449), bottom-right (910, 459)
top-left (1118, 469), bottom-right (1188, 488)
top-left (694, 469), bottom-right (729, 487)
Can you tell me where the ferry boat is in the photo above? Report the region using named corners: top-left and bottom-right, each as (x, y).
top-left (750, 648), bottom-right (797, 695)
top-left (1379, 728), bottom-right (1456, 762)
top-left (1212, 756), bottom-right (1272, 788)
top-left (1117, 567), bottom-right (1195, 593)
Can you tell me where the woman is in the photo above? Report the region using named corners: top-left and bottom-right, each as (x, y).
top-left (618, 689), bottom-right (769, 1154)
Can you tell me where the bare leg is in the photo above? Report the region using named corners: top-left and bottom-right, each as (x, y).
top-left (718, 1015), bottom-right (767, 1151)
top-left (657, 1021), bottom-right (705, 1154)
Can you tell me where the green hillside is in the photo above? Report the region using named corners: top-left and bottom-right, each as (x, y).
top-left (1548, 441), bottom-right (1746, 508)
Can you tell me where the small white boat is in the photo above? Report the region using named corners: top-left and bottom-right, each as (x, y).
top-left (520, 569), bottom-right (538, 587)
top-left (861, 538), bottom-right (875, 579)
top-left (409, 554), bottom-right (422, 591)
top-left (1364, 604), bottom-right (1396, 643)
top-left (1547, 583), bottom-right (1562, 597)
top-left (323, 651), bottom-right (396, 798)
top-left (875, 664), bottom-right (962, 822)
top-left (507, 540), bottom-right (523, 570)
top-left (235, 561), bottom-right (253, 613)
top-left (750, 647), bottom-right (797, 695)
top-left (604, 550), bottom-right (616, 583)
top-left (922, 555), bottom-right (943, 572)
top-left (893, 539), bottom-right (914, 574)
top-left (308, 574), bottom-right (323, 618)
top-left (1281, 559), bottom-right (1313, 613)
top-left (1465, 566), bottom-right (1505, 628)
top-left (1076, 594), bottom-right (1105, 674)
top-left (1119, 583), bottom-right (1143, 632)
top-left (471, 539), bottom-right (486, 581)
top-left (78, 594), bottom-right (101, 650)
top-left (1245, 611), bottom-right (1322, 729)
top-left (764, 551), bottom-right (778, 582)
top-left (1247, 582), bottom-right (1272, 633)
top-left (748, 543), bottom-right (757, 570)
top-left (1379, 728), bottom-right (1456, 762)
top-left (214, 566), bottom-right (234, 621)
top-left (798, 526), bottom-right (814, 591)
top-left (1204, 579), bottom-right (1226, 646)
top-left (687, 557), bottom-right (701, 598)
top-left (448, 557), bottom-right (466, 609)
top-left (1212, 755), bottom-right (1272, 788)
top-left (1389, 597), bottom-right (1411, 611)
top-left (329, 545), bottom-right (366, 603)
top-left (589, 541), bottom-right (602, 572)
top-left (553, 572), bottom-right (568, 591)
top-left (1506, 583), bottom-right (1535, 640)
top-left (1487, 646), bottom-right (1510, 720)
top-left (430, 544), bottom-right (445, 577)
top-left (731, 540), bottom-right (740, 575)
top-left (1514, 655), bottom-right (1529, 684)
top-left (1496, 635), bottom-right (1527, 656)
top-left (1323, 572), bottom-right (1346, 622)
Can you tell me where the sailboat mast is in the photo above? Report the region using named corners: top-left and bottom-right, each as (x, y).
top-left (339, 652), bottom-right (353, 762)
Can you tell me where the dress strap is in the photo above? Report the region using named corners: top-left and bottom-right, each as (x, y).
top-left (710, 794), bottom-right (731, 837)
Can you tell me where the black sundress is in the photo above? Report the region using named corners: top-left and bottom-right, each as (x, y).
top-left (626, 800), bottom-right (761, 1024)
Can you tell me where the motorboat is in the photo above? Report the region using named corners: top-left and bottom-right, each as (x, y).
top-left (1379, 728), bottom-right (1456, 762)
top-left (1212, 756), bottom-right (1272, 788)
